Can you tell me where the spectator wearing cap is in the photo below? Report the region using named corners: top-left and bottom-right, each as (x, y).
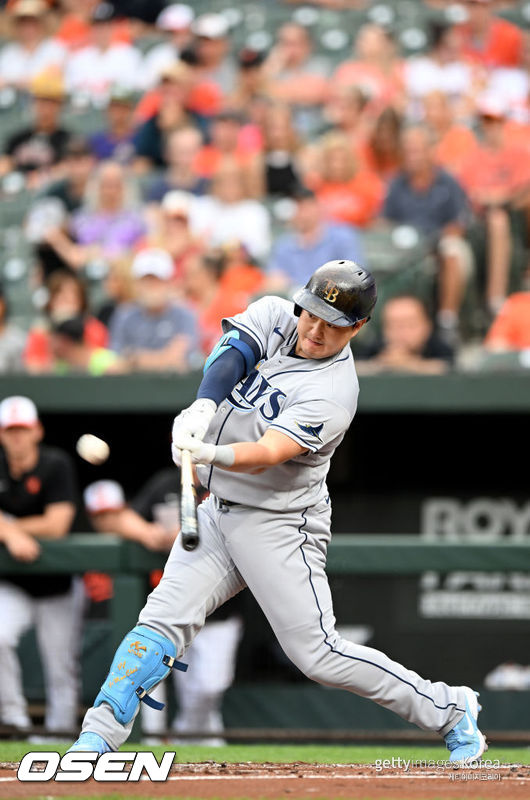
top-left (0, 70), bottom-right (70, 183)
top-left (108, 248), bottom-right (201, 371)
top-left (88, 86), bottom-right (137, 163)
top-left (0, 0), bottom-right (66, 91)
top-left (227, 48), bottom-right (269, 120)
top-left (383, 126), bottom-right (473, 341)
top-left (24, 270), bottom-right (109, 372)
top-left (64, 1), bottom-right (142, 103)
top-left (0, 287), bottom-right (26, 373)
top-left (142, 4), bottom-right (195, 90)
top-left (266, 186), bottom-right (364, 290)
top-left (143, 191), bottom-right (202, 283)
top-left (453, 0), bottom-right (524, 69)
top-left (190, 157), bottom-right (271, 261)
top-left (312, 131), bottom-right (384, 228)
top-left (191, 13), bottom-right (237, 95)
top-left (0, 395), bottom-right (80, 734)
top-left (144, 127), bottom-right (209, 202)
top-left (49, 314), bottom-right (122, 374)
top-left (46, 160), bottom-right (146, 270)
top-left (264, 22), bottom-right (330, 136)
top-left (457, 94), bottom-right (530, 317)
top-left (40, 136), bottom-right (96, 212)
top-left (356, 295), bottom-right (454, 375)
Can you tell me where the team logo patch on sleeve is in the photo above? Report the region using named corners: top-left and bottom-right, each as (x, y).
top-left (296, 422), bottom-right (324, 442)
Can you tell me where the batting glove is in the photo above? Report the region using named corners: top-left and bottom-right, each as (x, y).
top-left (172, 398), bottom-right (217, 446)
top-left (172, 434), bottom-right (235, 468)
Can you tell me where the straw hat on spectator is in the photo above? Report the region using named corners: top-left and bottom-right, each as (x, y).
top-left (9, 0), bottom-right (48, 17)
top-left (29, 69), bottom-right (65, 101)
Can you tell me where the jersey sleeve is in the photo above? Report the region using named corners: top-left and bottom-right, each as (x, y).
top-left (222, 296), bottom-right (281, 360)
top-left (268, 398), bottom-right (353, 453)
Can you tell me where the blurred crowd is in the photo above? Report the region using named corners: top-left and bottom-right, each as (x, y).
top-left (0, 0), bottom-right (530, 375)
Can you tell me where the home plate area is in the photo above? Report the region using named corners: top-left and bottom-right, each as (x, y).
top-left (1, 761), bottom-right (530, 799)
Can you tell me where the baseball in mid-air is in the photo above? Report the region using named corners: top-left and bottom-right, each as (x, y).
top-left (76, 434), bottom-right (110, 465)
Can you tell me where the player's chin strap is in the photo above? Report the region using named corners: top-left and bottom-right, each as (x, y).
top-left (94, 624), bottom-right (188, 724)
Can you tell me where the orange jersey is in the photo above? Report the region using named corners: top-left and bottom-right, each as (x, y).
top-left (458, 140), bottom-right (530, 201)
top-left (316, 171), bottom-right (384, 228)
top-left (485, 293), bottom-right (530, 350)
top-left (433, 125), bottom-right (478, 176)
top-left (455, 18), bottom-right (524, 68)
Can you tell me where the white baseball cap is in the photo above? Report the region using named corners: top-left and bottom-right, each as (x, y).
top-left (84, 480), bottom-right (125, 514)
top-left (192, 13), bottom-right (229, 39)
top-left (161, 190), bottom-right (192, 218)
top-left (157, 3), bottom-right (194, 31)
top-left (0, 396), bottom-right (39, 429)
top-left (132, 248), bottom-right (174, 280)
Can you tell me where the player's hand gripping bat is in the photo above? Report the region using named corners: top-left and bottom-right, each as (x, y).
top-left (180, 449), bottom-right (200, 551)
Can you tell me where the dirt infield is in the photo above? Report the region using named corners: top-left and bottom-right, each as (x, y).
top-left (2, 761), bottom-right (530, 799)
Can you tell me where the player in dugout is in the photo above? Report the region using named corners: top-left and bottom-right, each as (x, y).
top-left (68, 261), bottom-right (486, 764)
top-left (84, 474), bottom-right (243, 745)
top-left (0, 395), bottom-right (82, 738)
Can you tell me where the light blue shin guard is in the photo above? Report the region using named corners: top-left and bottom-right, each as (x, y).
top-left (94, 625), bottom-right (187, 724)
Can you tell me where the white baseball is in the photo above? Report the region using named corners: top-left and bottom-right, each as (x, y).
top-left (76, 434), bottom-right (110, 465)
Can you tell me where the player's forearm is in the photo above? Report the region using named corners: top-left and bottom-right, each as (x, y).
top-left (217, 441), bottom-right (279, 473)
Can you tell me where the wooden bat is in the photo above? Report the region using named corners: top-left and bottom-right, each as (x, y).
top-left (180, 450), bottom-right (200, 551)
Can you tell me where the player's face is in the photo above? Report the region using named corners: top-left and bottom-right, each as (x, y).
top-left (295, 310), bottom-right (362, 359)
top-left (0, 424), bottom-right (42, 460)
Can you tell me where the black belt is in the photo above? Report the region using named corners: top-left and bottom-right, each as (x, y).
top-left (216, 496), bottom-right (240, 508)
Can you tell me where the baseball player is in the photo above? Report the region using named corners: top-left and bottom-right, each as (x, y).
top-left (69, 261), bottom-right (486, 763)
top-left (0, 396), bottom-right (82, 736)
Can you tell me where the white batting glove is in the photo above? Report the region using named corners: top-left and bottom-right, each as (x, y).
top-left (172, 435), bottom-right (235, 468)
top-left (172, 398), bottom-right (217, 446)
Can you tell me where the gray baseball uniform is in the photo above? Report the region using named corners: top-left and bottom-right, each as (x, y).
top-left (81, 296), bottom-right (467, 749)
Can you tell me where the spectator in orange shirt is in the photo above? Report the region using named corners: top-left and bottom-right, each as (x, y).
top-left (454, 0), bottom-right (524, 68)
top-left (357, 107), bottom-right (403, 184)
top-left (183, 247), bottom-right (264, 354)
top-left (422, 91), bottom-right (478, 177)
top-left (313, 132), bottom-right (384, 228)
top-left (484, 292), bottom-right (530, 351)
top-left (333, 24), bottom-right (405, 113)
top-left (458, 94), bottom-right (530, 315)
top-left (192, 110), bottom-right (253, 180)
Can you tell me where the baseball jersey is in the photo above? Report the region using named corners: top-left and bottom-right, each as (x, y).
top-left (0, 445), bottom-right (77, 597)
top-left (196, 296), bottom-right (359, 511)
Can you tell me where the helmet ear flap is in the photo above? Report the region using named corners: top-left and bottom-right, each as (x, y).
top-left (293, 303), bottom-right (302, 318)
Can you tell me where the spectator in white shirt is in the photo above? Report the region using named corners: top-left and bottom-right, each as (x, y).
top-left (64, 2), bottom-right (142, 104)
top-left (0, 0), bottom-right (66, 91)
top-left (190, 158), bottom-right (271, 262)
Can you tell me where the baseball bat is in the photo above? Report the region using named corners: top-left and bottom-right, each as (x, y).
top-left (180, 450), bottom-right (200, 551)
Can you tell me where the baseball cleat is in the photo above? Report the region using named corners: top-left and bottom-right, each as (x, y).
top-left (66, 732), bottom-right (112, 754)
top-left (444, 687), bottom-right (487, 763)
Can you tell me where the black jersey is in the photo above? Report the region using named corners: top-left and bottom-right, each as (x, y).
top-left (0, 445), bottom-right (77, 598)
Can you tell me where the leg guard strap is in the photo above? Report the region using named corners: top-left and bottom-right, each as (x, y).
top-left (94, 625), bottom-right (187, 724)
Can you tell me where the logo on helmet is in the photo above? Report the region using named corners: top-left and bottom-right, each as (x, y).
top-left (323, 281), bottom-right (339, 303)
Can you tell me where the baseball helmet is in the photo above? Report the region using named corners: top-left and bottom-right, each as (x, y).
top-left (293, 260), bottom-right (377, 327)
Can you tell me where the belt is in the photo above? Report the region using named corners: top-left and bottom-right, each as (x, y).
top-left (215, 496), bottom-right (240, 509)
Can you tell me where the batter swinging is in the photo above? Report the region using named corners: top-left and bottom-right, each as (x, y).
top-left (69, 260), bottom-right (486, 763)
